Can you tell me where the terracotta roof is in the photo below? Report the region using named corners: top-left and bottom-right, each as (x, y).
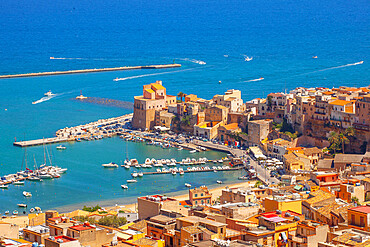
top-left (334, 154), bottom-right (364, 164)
top-left (304, 190), bottom-right (335, 206)
top-left (303, 147), bottom-right (322, 156)
top-left (222, 123), bottom-right (240, 131)
top-left (333, 232), bottom-right (370, 246)
top-left (329, 99), bottom-right (353, 106)
top-left (349, 206), bottom-right (370, 214)
top-left (145, 88), bottom-right (154, 94)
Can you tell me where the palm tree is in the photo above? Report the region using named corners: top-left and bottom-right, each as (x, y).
top-left (177, 92), bottom-right (184, 102)
top-left (344, 127), bottom-right (356, 152)
top-left (338, 133), bottom-right (349, 154)
top-left (328, 131), bottom-right (340, 154)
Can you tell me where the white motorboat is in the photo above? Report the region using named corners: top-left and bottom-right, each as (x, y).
top-left (23, 191), bottom-right (32, 197)
top-left (0, 185), bottom-right (8, 189)
top-left (217, 180), bottom-right (223, 184)
top-left (13, 210), bottom-right (18, 215)
top-left (124, 165), bottom-right (130, 169)
top-left (17, 204), bottom-right (27, 208)
top-left (56, 145), bottom-right (66, 150)
top-left (44, 90), bottom-right (55, 97)
top-left (185, 183), bottom-right (191, 188)
top-left (138, 172), bottom-right (143, 177)
top-left (172, 171), bottom-right (177, 175)
top-left (29, 208), bottom-right (35, 213)
top-left (102, 162), bottom-right (119, 168)
top-left (145, 158), bottom-right (152, 165)
top-left (121, 185), bottom-right (128, 189)
top-left (13, 181), bottom-right (25, 185)
top-left (127, 179), bottom-right (137, 183)
top-left (244, 56), bottom-right (253, 61)
top-left (39, 173), bottom-right (53, 179)
top-left (27, 176), bottom-right (41, 181)
top-left (189, 150), bottom-right (197, 153)
top-left (178, 147), bottom-right (183, 151)
top-left (132, 172), bottom-right (138, 178)
top-left (179, 171), bottom-right (184, 175)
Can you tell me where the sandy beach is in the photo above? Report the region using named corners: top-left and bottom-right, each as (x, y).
top-left (0, 180), bottom-right (257, 227)
top-left (111, 180), bottom-right (257, 212)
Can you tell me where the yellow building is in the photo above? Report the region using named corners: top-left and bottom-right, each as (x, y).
top-left (348, 205), bottom-right (370, 232)
top-left (189, 186), bottom-right (212, 206)
top-left (264, 195), bottom-right (302, 214)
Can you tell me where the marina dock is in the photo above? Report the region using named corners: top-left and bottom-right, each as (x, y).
top-left (141, 167), bottom-right (243, 175)
top-left (0, 64), bottom-right (181, 79)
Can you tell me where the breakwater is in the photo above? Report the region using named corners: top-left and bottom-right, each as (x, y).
top-left (0, 64), bottom-right (181, 79)
top-left (13, 114), bottom-right (133, 147)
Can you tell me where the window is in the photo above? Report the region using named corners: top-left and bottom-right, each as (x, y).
top-left (351, 215), bottom-right (355, 224)
top-left (195, 194), bottom-right (198, 197)
top-left (201, 193), bottom-right (203, 196)
top-left (360, 216), bottom-right (365, 227)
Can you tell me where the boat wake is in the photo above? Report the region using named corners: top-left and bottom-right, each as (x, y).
top-left (245, 77), bottom-right (264, 82)
top-left (177, 58), bottom-right (206, 65)
top-left (32, 95), bottom-right (56, 104)
top-left (310, 61), bottom-right (364, 73)
top-left (113, 67), bottom-right (198, 81)
top-left (50, 57), bottom-right (83, 60)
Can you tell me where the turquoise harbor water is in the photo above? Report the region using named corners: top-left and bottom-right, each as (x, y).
top-left (0, 0), bottom-right (369, 213)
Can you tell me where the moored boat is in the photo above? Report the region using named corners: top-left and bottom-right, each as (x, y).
top-left (121, 185), bottom-right (128, 189)
top-left (17, 204), bottom-right (27, 208)
top-left (102, 162), bottom-right (119, 168)
top-left (13, 181), bottom-right (25, 185)
top-left (23, 191), bottom-right (32, 197)
top-left (56, 145), bottom-right (66, 150)
top-left (127, 179), bottom-right (137, 183)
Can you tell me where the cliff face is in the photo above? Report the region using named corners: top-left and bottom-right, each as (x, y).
top-left (304, 119), bottom-right (370, 153)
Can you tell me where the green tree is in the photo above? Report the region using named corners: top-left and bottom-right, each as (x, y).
top-left (177, 92), bottom-right (185, 102)
top-left (98, 216), bottom-right (127, 228)
top-left (82, 205), bottom-right (101, 212)
top-left (328, 131), bottom-right (340, 154)
top-left (344, 127), bottom-right (356, 152)
top-left (338, 133), bottom-right (349, 154)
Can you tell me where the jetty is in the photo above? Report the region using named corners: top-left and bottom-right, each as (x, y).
top-left (14, 114), bottom-right (133, 147)
top-left (0, 64), bottom-right (181, 79)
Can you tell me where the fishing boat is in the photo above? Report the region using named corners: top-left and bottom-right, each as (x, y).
top-left (217, 180), bottom-right (223, 184)
top-left (44, 90), bottom-right (55, 97)
top-left (56, 145), bottom-right (66, 150)
top-left (127, 179), bottom-right (137, 183)
top-left (13, 210), bottom-right (18, 215)
top-left (102, 162), bottom-right (118, 168)
top-left (0, 185), bottom-right (8, 189)
top-left (17, 204), bottom-right (27, 208)
top-left (121, 185), bottom-right (128, 189)
top-left (13, 181), bottom-right (25, 185)
top-left (23, 191), bottom-right (32, 197)
top-left (185, 183), bottom-right (191, 188)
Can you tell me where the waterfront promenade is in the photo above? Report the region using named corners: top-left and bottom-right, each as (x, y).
top-left (0, 64), bottom-right (181, 79)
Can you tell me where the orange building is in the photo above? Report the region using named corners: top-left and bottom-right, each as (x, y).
top-left (189, 186), bottom-right (212, 206)
top-left (132, 81), bottom-right (176, 130)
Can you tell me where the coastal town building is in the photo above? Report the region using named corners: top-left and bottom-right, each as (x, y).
top-left (189, 186), bottom-right (212, 206)
top-left (132, 81), bottom-right (176, 130)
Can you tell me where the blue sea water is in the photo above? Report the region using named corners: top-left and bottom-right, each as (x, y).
top-left (0, 0), bottom-right (369, 213)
